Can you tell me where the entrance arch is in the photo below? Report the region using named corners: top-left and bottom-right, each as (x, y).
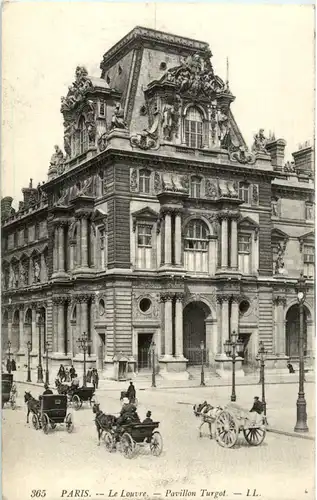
top-left (183, 301), bottom-right (211, 364)
top-left (285, 304), bottom-right (309, 357)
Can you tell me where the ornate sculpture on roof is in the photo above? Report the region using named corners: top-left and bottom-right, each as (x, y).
top-left (49, 145), bottom-right (65, 178)
top-left (230, 145), bottom-right (255, 165)
top-left (252, 129), bottom-right (268, 153)
top-left (160, 51), bottom-right (226, 99)
top-left (110, 103), bottom-right (127, 130)
top-left (161, 94), bottom-right (181, 141)
top-left (284, 161), bottom-right (295, 173)
top-left (130, 106), bottom-right (160, 150)
top-left (64, 122), bottom-right (72, 158)
top-left (98, 132), bottom-right (108, 152)
top-left (61, 66), bottom-right (93, 112)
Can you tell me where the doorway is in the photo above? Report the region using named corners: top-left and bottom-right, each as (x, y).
top-left (137, 333), bottom-right (153, 370)
top-left (183, 301), bottom-right (209, 365)
top-left (286, 304), bottom-right (308, 358)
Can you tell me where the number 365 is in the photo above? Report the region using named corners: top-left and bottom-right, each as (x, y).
top-left (31, 491), bottom-right (46, 498)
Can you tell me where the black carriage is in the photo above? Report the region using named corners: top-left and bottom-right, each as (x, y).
top-left (120, 391), bottom-right (138, 407)
top-left (104, 421), bottom-right (163, 459)
top-left (2, 373), bottom-right (17, 410)
top-left (69, 386), bottom-right (95, 410)
top-left (33, 394), bottom-right (74, 434)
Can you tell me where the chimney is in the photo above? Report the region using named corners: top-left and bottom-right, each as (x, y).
top-left (1, 197), bottom-right (13, 219)
top-left (266, 138), bottom-right (287, 170)
top-left (22, 178), bottom-right (38, 207)
top-left (292, 142), bottom-right (314, 180)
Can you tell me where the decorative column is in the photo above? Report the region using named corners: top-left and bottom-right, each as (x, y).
top-left (161, 293), bottom-right (173, 357)
top-left (7, 307), bottom-right (12, 344)
top-left (216, 296), bottom-right (230, 355)
top-left (53, 225), bottom-right (58, 273)
top-left (175, 293), bottom-right (185, 358)
top-left (81, 216), bottom-right (89, 268)
top-left (18, 305), bottom-right (24, 354)
top-left (79, 295), bottom-right (89, 337)
top-left (164, 212), bottom-right (172, 265)
top-left (174, 211), bottom-right (182, 266)
top-left (57, 298), bottom-right (66, 354)
top-left (90, 295), bottom-right (96, 356)
top-left (31, 303), bottom-right (38, 354)
top-left (231, 216), bottom-right (238, 270)
top-left (58, 224), bottom-right (65, 272)
top-left (221, 216), bottom-right (228, 268)
top-left (231, 296), bottom-right (240, 335)
top-left (273, 296), bottom-right (287, 356)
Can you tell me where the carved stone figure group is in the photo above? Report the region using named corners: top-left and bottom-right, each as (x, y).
top-left (61, 66), bottom-right (92, 112)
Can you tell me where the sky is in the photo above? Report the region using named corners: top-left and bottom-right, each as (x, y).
top-left (2, 2), bottom-right (315, 207)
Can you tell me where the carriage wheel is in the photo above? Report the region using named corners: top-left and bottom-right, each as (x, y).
top-left (150, 431), bottom-right (163, 457)
top-left (72, 395), bottom-right (82, 411)
top-left (51, 422), bottom-right (57, 430)
top-left (243, 427), bottom-right (266, 446)
top-left (104, 432), bottom-right (115, 452)
top-left (121, 433), bottom-right (135, 459)
top-left (42, 414), bottom-right (50, 434)
top-left (215, 411), bottom-right (238, 448)
top-left (66, 413), bottom-right (74, 433)
top-left (32, 414), bottom-right (39, 430)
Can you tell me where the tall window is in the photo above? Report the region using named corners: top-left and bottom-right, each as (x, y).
top-left (184, 107), bottom-right (203, 149)
top-left (139, 169), bottom-right (151, 194)
top-left (184, 220), bottom-right (209, 272)
top-left (303, 245), bottom-right (314, 278)
top-left (239, 182), bottom-right (250, 204)
top-left (238, 234), bottom-right (251, 274)
top-left (79, 118), bottom-right (88, 154)
top-left (137, 225), bottom-right (152, 269)
top-left (191, 176), bottom-right (202, 198)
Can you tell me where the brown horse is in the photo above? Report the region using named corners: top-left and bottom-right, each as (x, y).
top-left (92, 403), bottom-right (117, 445)
top-left (24, 391), bottom-right (40, 424)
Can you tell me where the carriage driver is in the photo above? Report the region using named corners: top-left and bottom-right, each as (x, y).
top-left (43, 384), bottom-right (53, 395)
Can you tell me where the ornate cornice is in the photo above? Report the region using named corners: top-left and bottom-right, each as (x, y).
top-left (273, 296), bottom-right (287, 307)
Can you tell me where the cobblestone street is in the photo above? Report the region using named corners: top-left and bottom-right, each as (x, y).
top-left (2, 382), bottom-right (314, 500)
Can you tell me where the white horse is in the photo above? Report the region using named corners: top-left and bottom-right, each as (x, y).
top-left (193, 402), bottom-right (223, 439)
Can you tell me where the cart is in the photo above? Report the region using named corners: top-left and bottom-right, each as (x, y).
top-left (215, 403), bottom-right (266, 448)
top-left (104, 421), bottom-right (163, 459)
top-left (2, 373), bottom-right (17, 410)
top-left (33, 394), bottom-right (74, 434)
top-left (69, 386), bottom-right (95, 410)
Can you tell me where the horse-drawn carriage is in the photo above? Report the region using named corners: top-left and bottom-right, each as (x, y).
top-left (2, 373), bottom-right (17, 409)
top-left (32, 394), bottom-right (74, 434)
top-left (120, 391), bottom-right (138, 407)
top-left (194, 402), bottom-right (266, 448)
top-left (55, 380), bottom-right (95, 410)
top-left (104, 421), bottom-right (163, 459)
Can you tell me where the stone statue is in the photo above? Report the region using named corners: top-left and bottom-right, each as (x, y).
top-left (20, 263), bottom-right (28, 286)
top-left (64, 123), bottom-right (72, 157)
top-left (61, 66), bottom-right (92, 112)
top-left (217, 109), bottom-right (229, 144)
top-left (110, 103), bottom-right (127, 130)
top-left (33, 259), bottom-right (41, 283)
top-left (271, 198), bottom-right (279, 217)
top-left (275, 243), bottom-right (286, 274)
top-left (252, 129), bottom-right (268, 153)
top-left (9, 266), bottom-right (15, 288)
top-left (50, 145), bottom-right (65, 171)
top-left (161, 95), bottom-right (181, 141)
top-left (130, 107), bottom-right (160, 150)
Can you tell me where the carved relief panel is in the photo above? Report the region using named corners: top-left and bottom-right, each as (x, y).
top-left (132, 292), bottom-right (161, 322)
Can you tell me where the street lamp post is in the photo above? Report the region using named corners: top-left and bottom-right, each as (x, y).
top-left (224, 330), bottom-right (243, 402)
top-left (151, 341), bottom-right (156, 388)
top-left (7, 340), bottom-right (12, 374)
top-left (37, 312), bottom-right (44, 384)
top-left (294, 273), bottom-right (309, 433)
top-left (200, 340), bottom-right (205, 386)
top-left (257, 341), bottom-right (267, 418)
top-left (45, 341), bottom-right (49, 385)
top-left (77, 332), bottom-right (92, 387)
top-left (27, 341), bottom-right (32, 382)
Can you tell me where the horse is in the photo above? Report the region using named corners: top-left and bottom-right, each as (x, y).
top-left (55, 379), bottom-right (70, 395)
top-left (193, 401), bottom-right (223, 439)
top-left (24, 391), bottom-right (40, 424)
top-left (92, 403), bottom-right (117, 446)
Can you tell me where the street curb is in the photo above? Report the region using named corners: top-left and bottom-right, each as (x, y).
top-left (267, 428), bottom-right (315, 441)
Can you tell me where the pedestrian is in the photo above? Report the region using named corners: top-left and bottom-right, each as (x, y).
top-left (287, 363), bottom-right (295, 374)
top-left (250, 396), bottom-right (264, 414)
top-left (65, 367), bottom-right (71, 382)
top-left (70, 365), bottom-right (76, 380)
top-left (6, 359), bottom-right (11, 373)
top-left (126, 381), bottom-right (136, 404)
top-left (92, 368), bottom-right (99, 390)
top-left (57, 364), bottom-right (66, 382)
top-left (71, 372), bottom-right (80, 389)
top-left (86, 367), bottom-right (92, 384)
top-left (11, 359), bottom-right (16, 371)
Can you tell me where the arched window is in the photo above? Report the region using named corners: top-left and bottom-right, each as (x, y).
top-left (184, 107), bottom-right (203, 149)
top-left (139, 169), bottom-right (151, 193)
top-left (184, 220), bottom-right (209, 272)
top-left (191, 176), bottom-right (202, 198)
top-left (79, 118), bottom-right (88, 154)
top-left (239, 182), bottom-right (250, 204)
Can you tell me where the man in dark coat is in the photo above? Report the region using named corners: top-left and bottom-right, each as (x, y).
top-left (126, 382), bottom-right (136, 404)
top-left (43, 384), bottom-right (53, 395)
top-left (250, 396), bottom-right (264, 415)
top-left (11, 359), bottom-right (16, 371)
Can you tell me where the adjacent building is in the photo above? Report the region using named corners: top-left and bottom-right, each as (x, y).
top-left (1, 27), bottom-right (315, 379)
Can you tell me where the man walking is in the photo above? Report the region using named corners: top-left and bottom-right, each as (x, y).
top-left (127, 381), bottom-right (136, 404)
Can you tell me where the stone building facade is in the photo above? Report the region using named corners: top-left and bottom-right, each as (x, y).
top-left (1, 27), bottom-right (315, 379)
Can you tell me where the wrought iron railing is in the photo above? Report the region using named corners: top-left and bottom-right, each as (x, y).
top-left (184, 347), bottom-right (209, 366)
